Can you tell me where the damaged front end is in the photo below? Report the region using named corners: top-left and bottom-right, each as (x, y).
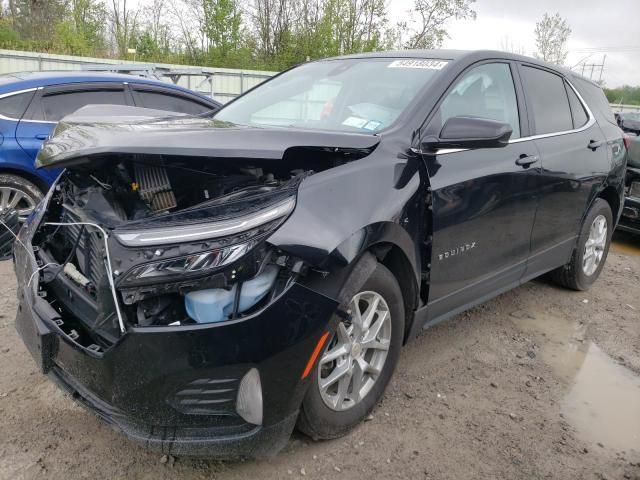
top-left (12, 109), bottom-right (381, 456)
top-left (34, 156), bottom-right (304, 345)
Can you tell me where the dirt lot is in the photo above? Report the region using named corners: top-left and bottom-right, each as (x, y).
top-left (1, 234), bottom-right (639, 480)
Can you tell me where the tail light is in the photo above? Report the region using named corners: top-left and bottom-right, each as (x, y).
top-left (623, 133), bottom-right (631, 150)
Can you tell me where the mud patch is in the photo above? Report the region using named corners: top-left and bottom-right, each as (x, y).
top-left (513, 312), bottom-right (640, 454)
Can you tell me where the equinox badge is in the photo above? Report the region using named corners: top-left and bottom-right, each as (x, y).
top-left (438, 242), bottom-right (477, 261)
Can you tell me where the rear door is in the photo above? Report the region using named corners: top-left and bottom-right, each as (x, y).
top-left (129, 84), bottom-right (217, 115)
top-left (0, 89), bottom-right (38, 175)
top-left (518, 65), bottom-right (610, 278)
top-left (16, 82), bottom-right (131, 165)
top-left (423, 61), bottom-right (541, 321)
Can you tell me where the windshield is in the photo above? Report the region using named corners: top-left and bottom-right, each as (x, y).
top-left (214, 58), bottom-right (448, 133)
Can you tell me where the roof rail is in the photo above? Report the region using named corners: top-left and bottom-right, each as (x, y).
top-left (80, 64), bottom-right (165, 78)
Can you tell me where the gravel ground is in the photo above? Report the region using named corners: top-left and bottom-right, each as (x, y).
top-left (0, 240), bottom-right (639, 480)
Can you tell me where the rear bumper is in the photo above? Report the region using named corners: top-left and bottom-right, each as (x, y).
top-left (14, 239), bottom-right (339, 457)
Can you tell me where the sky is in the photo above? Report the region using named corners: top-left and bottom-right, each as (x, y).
top-left (389, 0), bottom-right (640, 88)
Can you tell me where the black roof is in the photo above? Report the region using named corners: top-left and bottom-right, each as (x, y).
top-left (321, 49), bottom-right (596, 86)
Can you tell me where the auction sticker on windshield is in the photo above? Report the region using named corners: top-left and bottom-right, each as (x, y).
top-left (388, 59), bottom-right (448, 69)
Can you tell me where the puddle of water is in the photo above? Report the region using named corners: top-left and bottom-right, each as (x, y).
top-left (611, 233), bottom-right (640, 257)
top-left (512, 312), bottom-right (640, 453)
top-left (560, 343), bottom-right (640, 453)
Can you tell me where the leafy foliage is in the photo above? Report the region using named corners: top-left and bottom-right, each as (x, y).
top-left (403, 0), bottom-right (476, 50)
top-left (0, 0), bottom-right (476, 71)
top-left (534, 12), bottom-right (571, 65)
top-left (604, 85), bottom-right (640, 106)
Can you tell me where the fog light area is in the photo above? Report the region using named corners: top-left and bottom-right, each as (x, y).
top-left (236, 368), bottom-right (263, 425)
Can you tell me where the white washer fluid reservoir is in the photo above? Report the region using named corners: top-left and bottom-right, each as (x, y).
top-left (185, 265), bottom-right (280, 323)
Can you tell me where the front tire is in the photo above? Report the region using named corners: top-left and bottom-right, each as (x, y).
top-left (552, 198), bottom-right (613, 291)
top-left (297, 262), bottom-right (404, 440)
top-left (0, 174), bottom-right (43, 223)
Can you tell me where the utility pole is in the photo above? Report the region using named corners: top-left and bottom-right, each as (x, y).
top-left (574, 54), bottom-right (606, 83)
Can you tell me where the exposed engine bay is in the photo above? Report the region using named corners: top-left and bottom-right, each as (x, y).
top-left (30, 154), bottom-right (321, 350)
top-left (54, 156), bottom-right (304, 222)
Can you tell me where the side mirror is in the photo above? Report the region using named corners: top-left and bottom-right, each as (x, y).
top-left (422, 116), bottom-right (513, 151)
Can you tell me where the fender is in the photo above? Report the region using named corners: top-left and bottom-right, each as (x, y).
top-left (267, 142), bottom-right (423, 267)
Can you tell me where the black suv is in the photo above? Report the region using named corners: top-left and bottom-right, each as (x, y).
top-left (12, 50), bottom-right (626, 457)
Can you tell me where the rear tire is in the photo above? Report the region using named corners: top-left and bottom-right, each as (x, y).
top-left (0, 174), bottom-right (43, 223)
top-left (551, 198), bottom-right (613, 291)
top-left (297, 262), bottom-right (404, 440)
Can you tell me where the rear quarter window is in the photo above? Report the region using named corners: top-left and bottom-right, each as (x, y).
top-left (0, 91), bottom-right (35, 119)
top-left (571, 77), bottom-right (616, 126)
top-left (565, 82), bottom-right (589, 128)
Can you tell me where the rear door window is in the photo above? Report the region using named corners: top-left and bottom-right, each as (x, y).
top-left (131, 87), bottom-right (214, 115)
top-left (520, 66), bottom-right (573, 134)
top-left (0, 91), bottom-right (35, 120)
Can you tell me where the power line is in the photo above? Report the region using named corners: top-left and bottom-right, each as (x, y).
top-left (571, 46), bottom-right (640, 53)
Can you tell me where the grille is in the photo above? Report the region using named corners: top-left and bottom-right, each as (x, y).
top-left (61, 209), bottom-right (105, 287)
top-left (169, 377), bottom-right (239, 415)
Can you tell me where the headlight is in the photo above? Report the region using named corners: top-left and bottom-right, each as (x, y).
top-left (119, 242), bottom-right (251, 286)
top-left (114, 197), bottom-right (296, 247)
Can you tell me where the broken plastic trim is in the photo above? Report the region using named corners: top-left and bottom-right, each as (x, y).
top-left (114, 196), bottom-right (296, 247)
top-left (44, 221), bottom-right (126, 334)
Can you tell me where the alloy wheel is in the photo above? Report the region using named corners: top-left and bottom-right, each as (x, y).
top-left (582, 214), bottom-right (607, 276)
top-left (0, 186), bottom-right (37, 223)
top-left (318, 291), bottom-right (392, 412)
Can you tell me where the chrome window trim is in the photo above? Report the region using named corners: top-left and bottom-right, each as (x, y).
top-left (431, 77), bottom-right (595, 156)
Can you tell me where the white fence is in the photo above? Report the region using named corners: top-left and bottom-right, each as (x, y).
top-left (0, 49), bottom-right (638, 113)
top-left (611, 104), bottom-right (640, 113)
top-left (0, 49), bottom-right (276, 103)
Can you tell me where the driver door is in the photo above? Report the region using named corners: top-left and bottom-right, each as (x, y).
top-left (422, 62), bottom-right (541, 322)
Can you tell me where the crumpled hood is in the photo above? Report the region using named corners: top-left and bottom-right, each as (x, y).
top-left (36, 104), bottom-right (381, 168)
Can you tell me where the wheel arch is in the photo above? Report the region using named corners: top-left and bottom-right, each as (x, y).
top-left (330, 222), bottom-right (422, 344)
top-left (370, 242), bottom-right (420, 344)
top-left (596, 184), bottom-right (622, 224)
top-left (0, 165), bottom-right (49, 193)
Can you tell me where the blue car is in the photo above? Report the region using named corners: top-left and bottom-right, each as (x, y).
top-left (0, 71), bottom-right (220, 222)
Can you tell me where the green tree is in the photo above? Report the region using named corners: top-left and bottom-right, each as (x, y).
top-left (604, 85), bottom-right (640, 106)
top-left (108, 0), bottom-right (139, 57)
top-left (53, 0), bottom-right (107, 56)
top-left (8, 0), bottom-right (67, 42)
top-left (403, 0), bottom-right (476, 49)
top-left (534, 12), bottom-right (571, 65)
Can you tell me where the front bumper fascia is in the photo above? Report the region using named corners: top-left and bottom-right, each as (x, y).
top-left (14, 238), bottom-right (339, 457)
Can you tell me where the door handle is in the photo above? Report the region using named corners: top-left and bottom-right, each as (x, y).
top-left (35, 134), bottom-right (48, 140)
top-left (588, 139), bottom-right (603, 151)
top-left (515, 154), bottom-right (539, 167)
